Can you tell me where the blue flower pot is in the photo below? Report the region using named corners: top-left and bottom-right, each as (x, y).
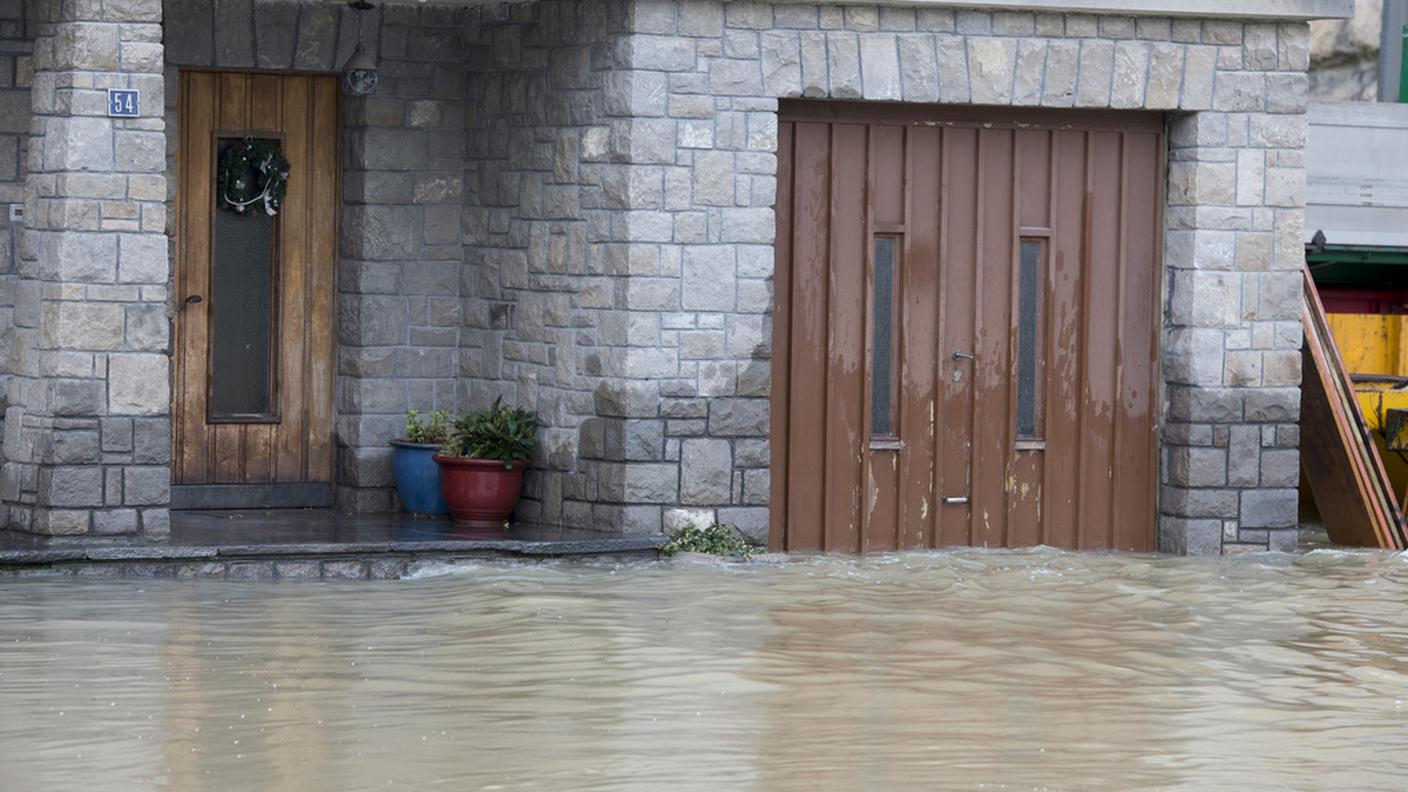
top-left (390, 440), bottom-right (449, 515)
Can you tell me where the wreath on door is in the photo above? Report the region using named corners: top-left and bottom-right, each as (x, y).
top-left (217, 138), bottom-right (290, 217)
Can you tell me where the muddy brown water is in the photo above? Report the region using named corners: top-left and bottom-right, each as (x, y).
top-left (1, 550), bottom-right (1406, 791)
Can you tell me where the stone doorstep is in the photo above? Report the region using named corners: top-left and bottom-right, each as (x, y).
top-left (0, 536), bottom-right (665, 579)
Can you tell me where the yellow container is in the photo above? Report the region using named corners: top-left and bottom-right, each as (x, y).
top-left (1321, 314), bottom-right (1408, 506)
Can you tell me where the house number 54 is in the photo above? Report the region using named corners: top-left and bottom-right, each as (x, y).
top-left (107, 89), bottom-right (140, 118)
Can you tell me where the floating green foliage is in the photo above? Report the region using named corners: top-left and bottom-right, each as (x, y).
top-left (404, 409), bottom-right (450, 446)
top-left (440, 397), bottom-right (540, 466)
top-left (661, 522), bottom-right (759, 557)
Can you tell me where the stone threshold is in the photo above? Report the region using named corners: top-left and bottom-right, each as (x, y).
top-left (0, 510), bottom-right (663, 579)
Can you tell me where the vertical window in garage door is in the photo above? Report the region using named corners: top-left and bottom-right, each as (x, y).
top-left (871, 236), bottom-right (899, 439)
top-left (1015, 239), bottom-right (1046, 441)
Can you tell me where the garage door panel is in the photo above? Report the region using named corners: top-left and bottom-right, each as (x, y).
top-left (863, 125), bottom-right (906, 552)
top-left (783, 121), bottom-right (830, 551)
top-left (937, 127), bottom-right (979, 548)
top-left (1078, 131), bottom-right (1126, 549)
top-left (1017, 129), bottom-right (1053, 230)
top-left (769, 121), bottom-right (794, 553)
top-left (898, 126), bottom-right (941, 549)
top-left (824, 123), bottom-right (868, 553)
top-left (1044, 129), bottom-right (1092, 550)
top-left (1113, 132), bottom-right (1163, 552)
top-left (973, 128), bottom-right (1016, 548)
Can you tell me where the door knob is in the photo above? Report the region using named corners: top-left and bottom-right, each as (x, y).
top-left (185, 295), bottom-right (203, 304)
top-left (943, 496), bottom-right (970, 505)
top-left (952, 350), bottom-right (975, 361)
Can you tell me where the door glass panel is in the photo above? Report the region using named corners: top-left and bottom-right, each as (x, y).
top-left (872, 236), bottom-right (898, 437)
top-left (1016, 239), bottom-right (1045, 439)
top-left (209, 137), bottom-right (278, 421)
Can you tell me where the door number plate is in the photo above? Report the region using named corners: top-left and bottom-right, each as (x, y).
top-left (107, 89), bottom-right (140, 118)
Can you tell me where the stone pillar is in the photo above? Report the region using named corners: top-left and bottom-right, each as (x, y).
top-left (1160, 29), bottom-right (1309, 554)
top-left (2, 0), bottom-right (169, 537)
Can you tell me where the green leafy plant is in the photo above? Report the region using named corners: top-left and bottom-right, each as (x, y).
top-left (404, 409), bottom-right (451, 446)
top-left (661, 522), bottom-right (759, 557)
top-left (440, 397), bottom-right (540, 466)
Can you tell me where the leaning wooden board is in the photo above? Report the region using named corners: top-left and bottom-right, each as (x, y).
top-left (1300, 265), bottom-right (1408, 549)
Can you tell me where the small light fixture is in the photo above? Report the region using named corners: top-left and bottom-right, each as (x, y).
top-left (343, 0), bottom-right (378, 96)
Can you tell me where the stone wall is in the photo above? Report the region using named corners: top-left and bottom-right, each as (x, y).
top-left (336, 5), bottom-right (466, 512)
top-left (577, 0), bottom-right (1310, 552)
top-left (4, 0), bottom-right (170, 537)
top-left (460, 0), bottom-right (637, 530)
top-left (161, 0), bottom-right (465, 512)
top-left (0, 3), bottom-right (31, 464)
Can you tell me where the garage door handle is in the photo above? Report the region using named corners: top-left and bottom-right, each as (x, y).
top-left (943, 496), bottom-right (969, 505)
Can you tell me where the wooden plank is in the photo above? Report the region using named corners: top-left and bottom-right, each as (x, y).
top-left (769, 120), bottom-right (795, 552)
top-left (1301, 267), bottom-right (1408, 549)
top-left (276, 75), bottom-right (310, 482)
top-left (305, 75), bottom-right (340, 482)
top-left (824, 122), bottom-right (867, 553)
top-left (785, 121), bottom-right (831, 551)
top-left (241, 73), bottom-right (284, 484)
top-left (211, 72), bottom-right (250, 484)
top-left (175, 72), bottom-right (216, 484)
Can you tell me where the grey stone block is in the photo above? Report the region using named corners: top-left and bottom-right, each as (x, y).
top-left (681, 438), bottom-right (731, 505)
top-left (294, 3), bottom-right (339, 71)
top-left (165, 0), bottom-right (215, 65)
top-left (321, 560), bottom-right (368, 579)
top-left (708, 398), bottom-right (767, 437)
top-left (717, 506), bottom-right (768, 545)
top-left (123, 466), bottom-right (169, 506)
top-left (92, 508), bottom-right (139, 535)
top-left (1240, 488), bottom-right (1296, 529)
top-left (1158, 517), bottom-right (1222, 555)
top-left (623, 463), bottom-right (679, 504)
top-left (214, 0), bottom-right (255, 67)
top-left (40, 466), bottom-right (103, 508)
top-left (253, 0), bottom-right (299, 69)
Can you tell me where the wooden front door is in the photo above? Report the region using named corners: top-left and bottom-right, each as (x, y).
top-left (770, 103), bottom-right (1164, 552)
top-left (172, 72), bottom-right (338, 506)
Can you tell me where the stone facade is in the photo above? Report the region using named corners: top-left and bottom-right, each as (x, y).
top-left (494, 0), bottom-right (1308, 552)
top-left (4, 0), bottom-right (170, 538)
top-left (0, 0), bottom-right (1335, 554)
top-left (0, 3), bottom-right (32, 456)
top-left (460, 1), bottom-right (638, 532)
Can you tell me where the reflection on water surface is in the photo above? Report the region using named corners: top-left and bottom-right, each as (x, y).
top-left (1, 549), bottom-right (1406, 791)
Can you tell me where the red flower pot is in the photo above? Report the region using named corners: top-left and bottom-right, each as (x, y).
top-left (432, 456), bottom-right (528, 526)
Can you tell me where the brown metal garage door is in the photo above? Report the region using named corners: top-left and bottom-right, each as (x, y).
top-left (770, 102), bottom-right (1164, 552)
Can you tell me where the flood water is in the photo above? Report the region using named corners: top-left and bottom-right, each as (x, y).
top-left (1, 549), bottom-right (1406, 791)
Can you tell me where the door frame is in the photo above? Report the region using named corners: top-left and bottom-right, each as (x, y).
top-left (171, 68), bottom-right (343, 510)
top-left (768, 100), bottom-right (1168, 552)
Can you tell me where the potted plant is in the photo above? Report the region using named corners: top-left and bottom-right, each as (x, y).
top-left (390, 409), bottom-right (450, 515)
top-left (433, 397), bottom-right (540, 526)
